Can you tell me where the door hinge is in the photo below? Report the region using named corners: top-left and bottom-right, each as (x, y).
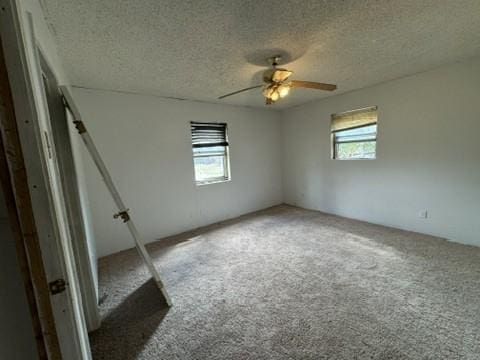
top-left (49, 278), bottom-right (67, 295)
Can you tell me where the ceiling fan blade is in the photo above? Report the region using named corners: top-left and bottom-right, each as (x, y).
top-left (290, 80), bottom-right (337, 91)
top-left (218, 85), bottom-right (263, 99)
top-left (272, 69), bottom-right (293, 82)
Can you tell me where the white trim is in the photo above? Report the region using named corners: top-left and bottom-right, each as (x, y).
top-left (37, 47), bottom-right (100, 331)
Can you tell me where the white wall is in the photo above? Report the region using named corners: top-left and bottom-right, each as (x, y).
top-left (72, 88), bottom-right (283, 256)
top-left (281, 56), bottom-right (480, 246)
top-left (0, 188), bottom-right (38, 360)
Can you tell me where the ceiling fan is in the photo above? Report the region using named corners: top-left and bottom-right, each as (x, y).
top-left (218, 56), bottom-right (337, 105)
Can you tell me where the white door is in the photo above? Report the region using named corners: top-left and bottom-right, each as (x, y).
top-left (0, 1), bottom-right (92, 359)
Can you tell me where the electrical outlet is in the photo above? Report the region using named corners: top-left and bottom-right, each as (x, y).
top-left (418, 210), bottom-right (428, 219)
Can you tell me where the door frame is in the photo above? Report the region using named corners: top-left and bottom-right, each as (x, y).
top-left (0, 35), bottom-right (56, 360)
top-left (0, 1), bottom-right (91, 359)
top-left (38, 46), bottom-right (100, 332)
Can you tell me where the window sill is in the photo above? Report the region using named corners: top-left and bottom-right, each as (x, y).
top-left (195, 178), bottom-right (231, 186)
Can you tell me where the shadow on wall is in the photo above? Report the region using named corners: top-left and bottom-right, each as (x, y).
top-left (89, 279), bottom-right (169, 360)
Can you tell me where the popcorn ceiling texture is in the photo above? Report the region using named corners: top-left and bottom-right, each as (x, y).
top-left (42, 0), bottom-right (480, 109)
top-left (90, 205), bottom-right (480, 359)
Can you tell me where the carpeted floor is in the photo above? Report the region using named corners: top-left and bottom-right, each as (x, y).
top-left (90, 205), bottom-right (480, 360)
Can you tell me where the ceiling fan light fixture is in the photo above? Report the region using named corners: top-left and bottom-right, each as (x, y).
top-left (262, 85), bottom-right (272, 98)
top-left (218, 56), bottom-right (336, 105)
top-left (278, 84), bottom-right (291, 98)
top-left (262, 85), bottom-right (278, 100)
top-left (270, 90), bottom-right (280, 101)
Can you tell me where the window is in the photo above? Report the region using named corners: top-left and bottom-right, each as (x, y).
top-left (191, 122), bottom-right (230, 184)
top-left (331, 106), bottom-right (378, 160)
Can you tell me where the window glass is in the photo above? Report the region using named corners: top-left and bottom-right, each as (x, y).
top-left (331, 107), bottom-right (377, 160)
top-left (191, 122), bottom-right (230, 184)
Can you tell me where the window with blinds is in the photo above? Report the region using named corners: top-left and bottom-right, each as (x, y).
top-left (190, 122), bottom-right (230, 184)
top-left (331, 106), bottom-right (378, 160)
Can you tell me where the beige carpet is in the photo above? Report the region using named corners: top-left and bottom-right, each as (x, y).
top-left (90, 205), bottom-right (480, 359)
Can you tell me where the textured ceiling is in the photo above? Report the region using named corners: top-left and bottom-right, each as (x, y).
top-left (41, 0), bottom-right (480, 109)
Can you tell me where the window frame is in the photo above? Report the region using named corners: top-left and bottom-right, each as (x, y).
top-left (332, 124), bottom-right (377, 160)
top-left (331, 107), bottom-right (378, 160)
top-left (190, 122), bottom-right (231, 185)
